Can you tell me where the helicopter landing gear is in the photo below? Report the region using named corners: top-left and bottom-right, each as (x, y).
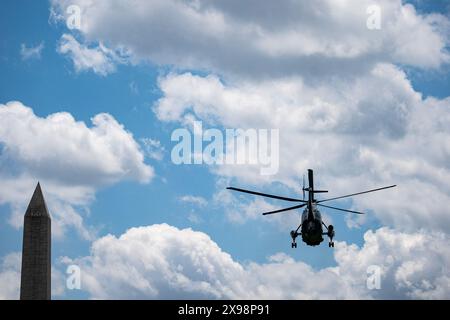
top-left (290, 229), bottom-right (300, 249)
top-left (323, 223), bottom-right (335, 248)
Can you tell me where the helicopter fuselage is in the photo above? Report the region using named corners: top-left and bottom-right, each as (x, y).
top-left (300, 204), bottom-right (324, 246)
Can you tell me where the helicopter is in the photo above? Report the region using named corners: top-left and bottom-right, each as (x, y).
top-left (227, 169), bottom-right (396, 248)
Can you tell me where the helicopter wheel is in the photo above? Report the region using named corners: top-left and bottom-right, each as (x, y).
top-left (329, 242), bottom-right (334, 248)
top-left (291, 242), bottom-right (297, 248)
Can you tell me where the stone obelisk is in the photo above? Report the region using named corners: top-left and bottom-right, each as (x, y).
top-left (20, 182), bottom-right (51, 300)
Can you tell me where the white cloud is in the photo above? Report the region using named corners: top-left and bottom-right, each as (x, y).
top-left (154, 65), bottom-right (450, 232)
top-left (65, 224), bottom-right (450, 299)
top-left (57, 34), bottom-right (126, 76)
top-left (213, 179), bottom-right (300, 229)
top-left (335, 228), bottom-right (450, 299)
top-left (41, 1), bottom-right (450, 300)
top-left (140, 138), bottom-right (165, 161)
top-left (0, 252), bottom-right (68, 300)
top-left (0, 253), bottom-right (21, 299)
top-left (20, 42), bottom-right (45, 60)
top-left (0, 101), bottom-right (153, 186)
top-left (50, 0), bottom-right (449, 78)
top-left (0, 101), bottom-right (154, 239)
top-left (178, 196), bottom-right (208, 224)
top-left (47, 2), bottom-right (450, 233)
top-left (179, 195), bottom-right (207, 207)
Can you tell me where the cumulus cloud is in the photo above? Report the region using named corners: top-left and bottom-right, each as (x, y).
top-left (153, 64), bottom-right (450, 232)
top-left (64, 224), bottom-right (450, 299)
top-left (42, 0), bottom-right (450, 300)
top-left (335, 228), bottom-right (450, 299)
top-left (47, 1), bottom-right (450, 233)
top-left (0, 101), bottom-right (152, 185)
top-left (50, 0), bottom-right (449, 78)
top-left (20, 42), bottom-right (45, 60)
top-left (57, 34), bottom-right (127, 75)
top-left (0, 101), bottom-right (154, 238)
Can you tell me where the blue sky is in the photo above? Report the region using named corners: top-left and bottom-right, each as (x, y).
top-left (1, 0), bottom-right (450, 299)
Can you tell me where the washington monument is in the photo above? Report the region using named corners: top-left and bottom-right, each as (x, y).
top-left (20, 182), bottom-right (51, 300)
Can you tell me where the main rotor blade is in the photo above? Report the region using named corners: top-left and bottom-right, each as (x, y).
top-left (302, 175), bottom-right (305, 200)
top-left (317, 203), bottom-right (365, 215)
top-left (317, 185), bottom-right (396, 203)
top-left (227, 187), bottom-right (306, 202)
top-left (262, 203), bottom-right (307, 215)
